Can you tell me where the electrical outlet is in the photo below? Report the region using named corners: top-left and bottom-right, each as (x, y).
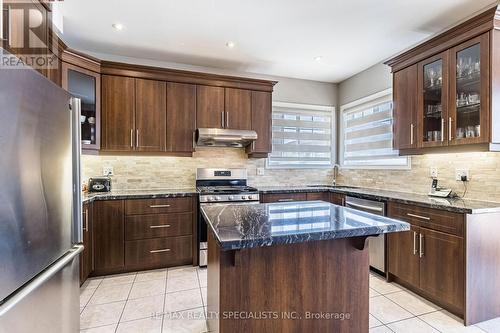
top-left (103, 166), bottom-right (114, 176)
top-left (430, 167), bottom-right (438, 178)
top-left (257, 167), bottom-right (265, 176)
top-left (455, 168), bottom-right (469, 181)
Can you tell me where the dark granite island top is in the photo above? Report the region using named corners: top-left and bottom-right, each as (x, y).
top-left (201, 200), bottom-right (410, 250)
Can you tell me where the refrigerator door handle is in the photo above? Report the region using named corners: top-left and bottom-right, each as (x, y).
top-left (70, 98), bottom-right (83, 244)
top-left (0, 245), bottom-right (83, 317)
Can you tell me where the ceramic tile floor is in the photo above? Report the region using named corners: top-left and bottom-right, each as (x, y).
top-left (80, 267), bottom-right (500, 333)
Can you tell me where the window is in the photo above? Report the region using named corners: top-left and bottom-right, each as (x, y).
top-left (340, 89), bottom-right (410, 169)
top-left (267, 102), bottom-right (335, 169)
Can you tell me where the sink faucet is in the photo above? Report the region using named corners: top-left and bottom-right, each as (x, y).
top-left (332, 164), bottom-right (340, 186)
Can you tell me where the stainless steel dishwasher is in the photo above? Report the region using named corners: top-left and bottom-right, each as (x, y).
top-left (345, 196), bottom-right (386, 274)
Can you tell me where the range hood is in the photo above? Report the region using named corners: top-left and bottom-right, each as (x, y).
top-left (195, 128), bottom-right (258, 148)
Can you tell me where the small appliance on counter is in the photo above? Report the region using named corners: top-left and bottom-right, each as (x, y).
top-left (428, 178), bottom-right (452, 198)
top-left (88, 177), bottom-right (112, 192)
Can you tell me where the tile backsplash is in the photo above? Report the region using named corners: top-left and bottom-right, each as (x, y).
top-left (81, 148), bottom-right (334, 190)
top-left (337, 152), bottom-right (500, 202)
top-left (82, 150), bottom-right (500, 203)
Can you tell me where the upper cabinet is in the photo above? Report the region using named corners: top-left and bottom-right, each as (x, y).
top-left (246, 91), bottom-right (272, 156)
top-left (196, 86), bottom-right (252, 130)
top-left (166, 82), bottom-right (196, 153)
top-left (386, 6), bottom-right (500, 154)
top-left (62, 62), bottom-right (101, 151)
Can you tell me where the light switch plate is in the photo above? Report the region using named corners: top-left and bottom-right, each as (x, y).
top-left (257, 167), bottom-right (265, 176)
top-left (103, 166), bottom-right (114, 176)
top-left (430, 167), bottom-right (438, 178)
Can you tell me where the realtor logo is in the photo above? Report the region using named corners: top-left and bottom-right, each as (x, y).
top-left (0, 0), bottom-right (63, 69)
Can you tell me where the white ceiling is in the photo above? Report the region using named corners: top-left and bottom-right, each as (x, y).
top-left (58, 0), bottom-right (496, 83)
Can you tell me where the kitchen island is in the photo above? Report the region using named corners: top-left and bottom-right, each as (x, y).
top-left (200, 200), bottom-right (409, 333)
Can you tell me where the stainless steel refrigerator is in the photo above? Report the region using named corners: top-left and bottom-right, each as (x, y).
top-left (0, 56), bottom-right (83, 332)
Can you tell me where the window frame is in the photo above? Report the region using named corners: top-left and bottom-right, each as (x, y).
top-left (266, 101), bottom-right (336, 170)
top-left (339, 89), bottom-right (411, 170)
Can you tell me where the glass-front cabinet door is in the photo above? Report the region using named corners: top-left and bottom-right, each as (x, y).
top-left (62, 63), bottom-right (101, 151)
top-left (418, 52), bottom-right (448, 147)
top-left (449, 33), bottom-right (489, 145)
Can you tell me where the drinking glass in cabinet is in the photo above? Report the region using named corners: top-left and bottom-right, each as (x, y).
top-left (423, 59), bottom-right (443, 142)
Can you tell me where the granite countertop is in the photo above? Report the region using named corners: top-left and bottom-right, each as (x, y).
top-left (200, 200), bottom-right (410, 250)
top-left (82, 188), bottom-right (197, 204)
top-left (258, 185), bottom-right (500, 214)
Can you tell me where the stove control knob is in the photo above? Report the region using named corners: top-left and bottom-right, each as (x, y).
top-left (228, 196), bottom-right (234, 201)
top-left (207, 196), bottom-right (214, 202)
top-left (241, 195), bottom-right (247, 200)
top-left (214, 196), bottom-right (220, 201)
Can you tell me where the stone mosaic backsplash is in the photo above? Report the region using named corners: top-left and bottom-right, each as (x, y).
top-left (82, 149), bottom-right (500, 203)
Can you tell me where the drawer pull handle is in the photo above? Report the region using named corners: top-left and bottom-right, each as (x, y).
top-left (149, 204), bottom-right (171, 208)
top-left (407, 213), bottom-right (430, 221)
top-left (277, 198), bottom-right (295, 202)
top-left (150, 248), bottom-right (171, 254)
top-left (150, 224), bottom-right (171, 229)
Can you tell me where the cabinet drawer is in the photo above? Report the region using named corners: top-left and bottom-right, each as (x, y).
top-left (306, 192), bottom-right (330, 201)
top-left (125, 236), bottom-right (192, 269)
top-left (261, 193), bottom-right (307, 203)
top-left (330, 193), bottom-right (345, 206)
top-left (125, 213), bottom-right (193, 240)
top-left (388, 202), bottom-right (464, 237)
top-left (125, 197), bottom-right (192, 215)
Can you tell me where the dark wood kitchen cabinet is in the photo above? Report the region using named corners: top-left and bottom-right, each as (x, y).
top-left (166, 82), bottom-right (196, 153)
top-left (135, 78), bottom-right (166, 151)
top-left (386, 6), bottom-right (500, 154)
top-left (102, 75), bottom-right (136, 151)
top-left (387, 202), bottom-right (464, 317)
top-left (224, 88), bottom-right (252, 130)
top-left (92, 200), bottom-right (125, 275)
top-left (246, 91), bottom-right (272, 156)
top-left (393, 64), bottom-right (418, 150)
top-left (80, 202), bottom-right (94, 285)
top-left (260, 192), bottom-right (307, 203)
top-left (196, 85), bottom-right (225, 129)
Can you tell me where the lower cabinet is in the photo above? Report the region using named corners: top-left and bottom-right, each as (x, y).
top-left (387, 202), bottom-right (464, 315)
top-left (261, 191), bottom-right (344, 205)
top-left (80, 202), bottom-right (94, 285)
top-left (92, 197), bottom-right (195, 276)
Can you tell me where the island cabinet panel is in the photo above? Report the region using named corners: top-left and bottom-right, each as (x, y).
top-left (134, 78), bottom-right (166, 152)
top-left (419, 227), bottom-right (464, 312)
top-left (166, 82), bottom-right (196, 153)
top-left (207, 233), bottom-right (369, 333)
top-left (80, 202), bottom-right (94, 285)
top-left (93, 200), bottom-right (125, 275)
top-left (260, 192), bottom-right (307, 203)
top-left (102, 75), bottom-right (136, 151)
top-left (393, 64), bottom-right (419, 150)
top-left (246, 91), bottom-right (272, 156)
top-left (224, 88), bottom-right (252, 130)
top-left (196, 85), bottom-right (225, 129)
top-left (387, 202), bottom-right (465, 317)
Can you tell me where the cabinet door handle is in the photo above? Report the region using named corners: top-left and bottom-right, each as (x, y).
top-left (150, 224), bottom-right (171, 229)
top-left (449, 117), bottom-right (453, 141)
top-left (150, 248), bottom-right (171, 254)
top-left (410, 123), bottom-right (414, 145)
top-left (130, 129), bottom-right (134, 148)
top-left (419, 233), bottom-right (424, 258)
top-left (149, 204), bottom-right (171, 208)
top-left (82, 209), bottom-right (88, 232)
top-left (413, 231), bottom-right (418, 255)
top-left (221, 111), bottom-right (225, 128)
top-left (407, 213), bottom-right (430, 221)
top-left (136, 129), bottom-right (139, 147)
top-left (278, 198), bottom-right (295, 202)
top-left (226, 111), bottom-right (229, 128)
top-left (441, 118), bottom-right (445, 142)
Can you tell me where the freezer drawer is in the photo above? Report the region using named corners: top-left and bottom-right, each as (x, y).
top-left (0, 246), bottom-right (82, 333)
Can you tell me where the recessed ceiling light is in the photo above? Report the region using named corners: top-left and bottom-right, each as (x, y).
top-left (112, 23), bottom-right (124, 31)
top-left (226, 41), bottom-right (235, 49)
top-left (314, 56), bottom-right (323, 62)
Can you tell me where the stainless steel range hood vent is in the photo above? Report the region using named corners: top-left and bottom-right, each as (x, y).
top-left (195, 128), bottom-right (258, 148)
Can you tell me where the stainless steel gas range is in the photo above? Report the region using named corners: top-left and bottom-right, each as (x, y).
top-left (196, 168), bottom-right (259, 266)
